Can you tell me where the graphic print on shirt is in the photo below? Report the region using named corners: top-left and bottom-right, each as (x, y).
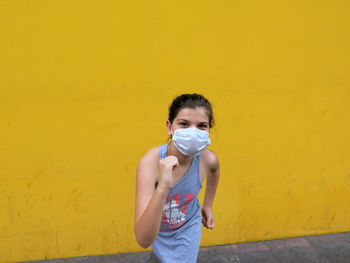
top-left (160, 193), bottom-right (194, 230)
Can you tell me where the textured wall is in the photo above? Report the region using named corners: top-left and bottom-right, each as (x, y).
top-left (1, 0), bottom-right (350, 262)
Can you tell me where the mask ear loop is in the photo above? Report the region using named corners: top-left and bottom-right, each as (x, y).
top-left (168, 124), bottom-right (174, 142)
top-left (170, 124), bottom-right (174, 137)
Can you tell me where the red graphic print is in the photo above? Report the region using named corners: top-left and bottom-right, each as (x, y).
top-left (160, 193), bottom-right (194, 230)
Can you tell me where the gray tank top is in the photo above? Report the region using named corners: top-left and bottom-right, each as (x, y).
top-left (151, 142), bottom-right (203, 263)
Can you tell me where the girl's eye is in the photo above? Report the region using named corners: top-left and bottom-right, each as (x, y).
top-left (198, 124), bottom-right (208, 129)
top-left (179, 122), bottom-right (188, 126)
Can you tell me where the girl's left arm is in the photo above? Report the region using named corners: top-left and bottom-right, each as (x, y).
top-left (201, 152), bottom-right (220, 229)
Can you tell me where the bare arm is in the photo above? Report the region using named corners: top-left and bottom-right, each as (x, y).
top-left (134, 150), bottom-right (178, 248)
top-left (201, 151), bottom-right (220, 229)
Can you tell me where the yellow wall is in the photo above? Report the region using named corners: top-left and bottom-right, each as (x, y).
top-left (1, 0), bottom-right (350, 262)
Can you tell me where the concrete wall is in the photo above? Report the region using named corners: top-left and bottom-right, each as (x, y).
top-left (1, 0), bottom-right (350, 262)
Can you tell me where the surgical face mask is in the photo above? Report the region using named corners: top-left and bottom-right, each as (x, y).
top-left (171, 127), bottom-right (211, 156)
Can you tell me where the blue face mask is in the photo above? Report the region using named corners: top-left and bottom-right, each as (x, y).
top-left (171, 127), bottom-right (211, 156)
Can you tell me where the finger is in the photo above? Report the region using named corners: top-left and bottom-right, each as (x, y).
top-left (167, 155), bottom-right (179, 163)
top-left (172, 163), bottom-right (178, 171)
top-left (173, 159), bottom-right (179, 169)
top-left (207, 218), bottom-right (215, 229)
top-left (167, 158), bottom-right (179, 169)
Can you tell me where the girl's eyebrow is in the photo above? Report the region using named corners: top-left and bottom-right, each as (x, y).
top-left (177, 119), bottom-right (209, 124)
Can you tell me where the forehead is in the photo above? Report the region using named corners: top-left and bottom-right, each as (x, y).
top-left (175, 107), bottom-right (209, 122)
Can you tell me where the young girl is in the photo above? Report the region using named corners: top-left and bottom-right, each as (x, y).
top-left (134, 94), bottom-right (220, 263)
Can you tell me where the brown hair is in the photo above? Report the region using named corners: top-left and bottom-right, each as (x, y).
top-left (168, 93), bottom-right (215, 128)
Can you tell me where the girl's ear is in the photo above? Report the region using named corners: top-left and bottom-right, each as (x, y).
top-left (166, 120), bottom-right (172, 137)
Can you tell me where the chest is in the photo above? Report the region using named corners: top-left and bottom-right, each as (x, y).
top-left (171, 165), bottom-right (191, 185)
top-left (169, 160), bottom-right (207, 186)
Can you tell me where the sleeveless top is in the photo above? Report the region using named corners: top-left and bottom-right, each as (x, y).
top-left (151, 143), bottom-right (203, 263)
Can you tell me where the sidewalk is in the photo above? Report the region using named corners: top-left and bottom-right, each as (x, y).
top-left (22, 232), bottom-right (350, 263)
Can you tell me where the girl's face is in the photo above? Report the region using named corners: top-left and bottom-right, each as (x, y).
top-left (166, 107), bottom-right (210, 137)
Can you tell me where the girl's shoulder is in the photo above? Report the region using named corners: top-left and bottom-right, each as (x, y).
top-left (137, 146), bottom-right (160, 183)
top-left (139, 146), bottom-right (160, 166)
top-left (200, 148), bottom-right (219, 172)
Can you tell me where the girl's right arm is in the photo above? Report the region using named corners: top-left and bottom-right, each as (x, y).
top-left (134, 148), bottom-right (178, 248)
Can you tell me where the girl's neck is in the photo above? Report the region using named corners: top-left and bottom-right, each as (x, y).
top-left (167, 141), bottom-right (193, 166)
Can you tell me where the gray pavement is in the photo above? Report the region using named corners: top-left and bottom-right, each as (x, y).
top-left (21, 232), bottom-right (350, 263)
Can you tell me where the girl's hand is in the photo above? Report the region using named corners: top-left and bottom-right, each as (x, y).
top-left (201, 207), bottom-right (215, 229)
top-left (158, 156), bottom-right (179, 191)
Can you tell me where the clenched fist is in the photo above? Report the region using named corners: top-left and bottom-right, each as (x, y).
top-left (158, 156), bottom-right (179, 191)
